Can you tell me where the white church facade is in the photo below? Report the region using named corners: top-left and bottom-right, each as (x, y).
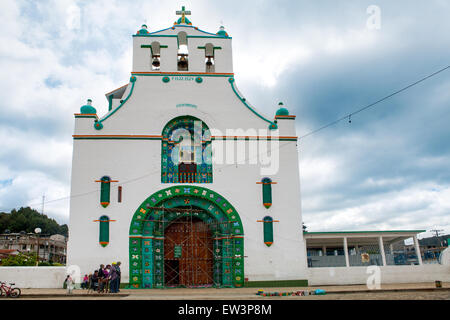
top-left (68, 8), bottom-right (308, 288)
top-left (66, 8), bottom-right (449, 289)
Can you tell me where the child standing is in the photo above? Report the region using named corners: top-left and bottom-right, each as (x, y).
top-left (65, 274), bottom-right (74, 294)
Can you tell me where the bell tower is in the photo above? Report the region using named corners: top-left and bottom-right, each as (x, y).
top-left (132, 7), bottom-right (233, 74)
top-left (69, 7), bottom-right (308, 289)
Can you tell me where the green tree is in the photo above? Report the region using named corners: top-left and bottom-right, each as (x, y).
top-left (0, 207), bottom-right (68, 237)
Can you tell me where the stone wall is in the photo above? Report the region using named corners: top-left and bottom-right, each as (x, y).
top-left (0, 267), bottom-right (67, 288)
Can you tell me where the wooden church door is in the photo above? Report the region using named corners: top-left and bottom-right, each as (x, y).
top-left (164, 217), bottom-right (213, 287)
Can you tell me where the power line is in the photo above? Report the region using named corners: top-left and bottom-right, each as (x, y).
top-left (0, 142), bottom-right (292, 212)
top-left (299, 65), bottom-right (450, 140)
top-left (2, 65), bottom-right (449, 212)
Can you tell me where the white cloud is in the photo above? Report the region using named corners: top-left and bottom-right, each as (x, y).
top-left (0, 0), bottom-right (449, 239)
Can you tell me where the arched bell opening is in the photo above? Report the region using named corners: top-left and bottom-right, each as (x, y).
top-left (161, 116), bottom-right (212, 183)
top-left (177, 31), bottom-right (189, 71)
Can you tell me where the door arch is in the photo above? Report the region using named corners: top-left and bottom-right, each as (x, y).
top-left (129, 186), bottom-right (244, 288)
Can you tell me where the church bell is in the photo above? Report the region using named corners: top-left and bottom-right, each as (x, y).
top-left (152, 56), bottom-right (160, 68)
top-left (206, 56), bottom-right (214, 66)
top-left (178, 55), bottom-right (188, 69)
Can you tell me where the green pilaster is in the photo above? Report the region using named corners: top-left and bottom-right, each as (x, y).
top-left (222, 238), bottom-right (233, 287)
top-left (153, 238), bottom-right (164, 288)
top-left (233, 237), bottom-right (244, 287)
top-left (142, 219), bottom-right (154, 288)
top-left (129, 237), bottom-right (142, 288)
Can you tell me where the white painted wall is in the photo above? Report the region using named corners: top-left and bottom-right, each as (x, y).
top-left (0, 267), bottom-right (67, 289)
top-left (67, 137), bottom-right (308, 283)
top-left (2, 264), bottom-right (448, 288)
top-left (69, 21), bottom-right (308, 284)
top-left (308, 264), bottom-right (450, 286)
top-left (441, 248), bottom-right (450, 265)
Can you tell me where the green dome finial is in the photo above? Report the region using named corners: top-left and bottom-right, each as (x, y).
top-left (216, 25), bottom-right (229, 37)
top-left (80, 99), bottom-right (97, 114)
top-left (276, 102), bottom-right (289, 116)
top-left (137, 24), bottom-right (149, 35)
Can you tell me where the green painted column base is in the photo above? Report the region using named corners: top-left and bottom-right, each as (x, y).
top-left (244, 279), bottom-right (308, 288)
top-left (123, 281), bottom-right (309, 289)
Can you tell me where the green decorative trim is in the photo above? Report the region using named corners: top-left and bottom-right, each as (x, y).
top-left (143, 25), bottom-right (228, 37)
top-left (176, 103), bottom-right (197, 108)
top-left (197, 46), bottom-right (222, 49)
top-left (304, 230), bottom-right (426, 235)
top-left (99, 215), bottom-right (110, 247)
top-left (133, 35), bottom-right (231, 39)
top-left (261, 177), bottom-right (273, 209)
top-left (95, 76), bottom-right (137, 130)
top-left (135, 35), bottom-right (177, 38)
top-left (131, 73), bottom-right (233, 78)
top-left (188, 35), bottom-right (231, 39)
top-left (195, 76), bottom-right (203, 83)
top-left (141, 44), bottom-right (169, 57)
top-left (162, 76), bottom-right (170, 83)
top-left (73, 136), bottom-right (161, 140)
top-left (100, 176), bottom-right (111, 208)
top-left (75, 115), bottom-right (97, 119)
top-left (94, 121), bottom-right (103, 130)
top-left (161, 116), bottom-right (212, 184)
top-left (141, 45), bottom-right (169, 48)
top-left (275, 116), bottom-right (296, 120)
top-left (244, 279), bottom-right (308, 288)
top-left (228, 78), bottom-right (277, 130)
top-left (73, 135), bottom-right (297, 141)
top-left (108, 95), bottom-right (113, 111)
top-left (128, 186), bottom-right (244, 289)
top-left (263, 216), bottom-right (274, 247)
top-left (212, 137), bottom-right (297, 141)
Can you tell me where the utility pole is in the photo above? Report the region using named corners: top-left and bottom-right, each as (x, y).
top-left (430, 228), bottom-right (444, 247)
top-left (430, 229), bottom-right (443, 237)
top-left (41, 194), bottom-right (45, 215)
top-left (34, 228), bottom-right (41, 266)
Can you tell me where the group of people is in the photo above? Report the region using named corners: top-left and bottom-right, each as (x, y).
top-left (80, 262), bottom-right (122, 294)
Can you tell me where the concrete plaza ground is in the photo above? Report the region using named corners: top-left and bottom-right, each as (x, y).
top-left (10, 282), bottom-right (450, 300)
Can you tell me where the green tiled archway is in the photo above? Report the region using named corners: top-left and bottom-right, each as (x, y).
top-left (129, 185), bottom-right (244, 288)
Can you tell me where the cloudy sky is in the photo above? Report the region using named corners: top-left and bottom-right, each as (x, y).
top-left (0, 0), bottom-right (449, 239)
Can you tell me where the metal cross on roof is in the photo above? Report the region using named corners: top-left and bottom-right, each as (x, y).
top-left (176, 6), bottom-right (191, 24)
